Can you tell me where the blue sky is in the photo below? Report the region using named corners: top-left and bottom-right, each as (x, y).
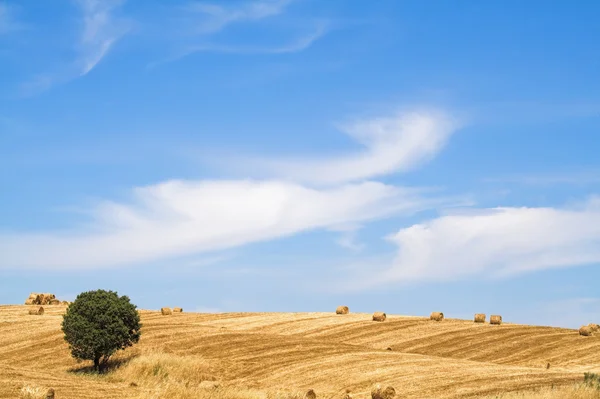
top-left (1, 0), bottom-right (600, 328)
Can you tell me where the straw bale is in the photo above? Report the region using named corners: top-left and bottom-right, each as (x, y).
top-left (474, 313), bottom-right (486, 323)
top-left (430, 312), bottom-right (444, 321)
top-left (336, 306), bottom-right (349, 315)
top-left (372, 312), bottom-right (386, 322)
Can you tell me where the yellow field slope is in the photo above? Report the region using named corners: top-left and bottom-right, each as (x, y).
top-left (1, 305), bottom-right (599, 399)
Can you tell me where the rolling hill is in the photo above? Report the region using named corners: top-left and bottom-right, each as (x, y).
top-left (1, 305), bottom-right (599, 399)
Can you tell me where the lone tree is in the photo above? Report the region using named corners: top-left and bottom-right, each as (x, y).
top-left (62, 289), bottom-right (141, 372)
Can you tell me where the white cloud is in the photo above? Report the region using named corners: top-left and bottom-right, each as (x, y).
top-left (183, 22), bottom-right (327, 55)
top-left (0, 180), bottom-right (452, 270)
top-left (246, 109), bottom-right (460, 185)
top-left (186, 0), bottom-right (293, 34)
top-left (350, 197), bottom-right (600, 289)
top-left (76, 0), bottom-right (130, 76)
top-left (19, 0), bottom-right (129, 95)
top-left (152, 0), bottom-right (324, 65)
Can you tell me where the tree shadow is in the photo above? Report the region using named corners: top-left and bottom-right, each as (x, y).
top-left (67, 353), bottom-right (139, 375)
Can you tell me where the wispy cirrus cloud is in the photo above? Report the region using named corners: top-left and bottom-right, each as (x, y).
top-left (185, 0), bottom-right (293, 34)
top-left (20, 0), bottom-right (129, 95)
top-left (152, 0), bottom-right (327, 65)
top-left (345, 197), bottom-right (600, 290)
top-left (76, 0), bottom-right (130, 76)
top-left (182, 21), bottom-right (327, 55)
top-left (234, 109), bottom-right (461, 185)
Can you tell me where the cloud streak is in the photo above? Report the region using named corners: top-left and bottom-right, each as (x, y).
top-left (244, 109), bottom-right (461, 185)
top-left (19, 0), bottom-right (129, 95)
top-left (76, 0), bottom-right (130, 76)
top-left (185, 0), bottom-right (293, 34)
top-left (183, 22), bottom-right (327, 55)
top-left (348, 197), bottom-right (600, 289)
top-left (0, 180), bottom-right (451, 270)
top-left (152, 0), bottom-right (324, 65)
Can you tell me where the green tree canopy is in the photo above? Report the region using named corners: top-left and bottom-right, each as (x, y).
top-left (61, 289), bottom-right (141, 372)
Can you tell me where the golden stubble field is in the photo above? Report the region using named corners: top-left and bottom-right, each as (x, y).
top-left (1, 305), bottom-right (599, 399)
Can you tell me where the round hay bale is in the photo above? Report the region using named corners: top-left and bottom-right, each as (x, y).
top-left (430, 312), bottom-right (444, 321)
top-left (371, 385), bottom-right (396, 399)
top-left (386, 347), bottom-right (392, 351)
top-left (490, 315), bottom-right (502, 325)
top-left (372, 312), bottom-right (386, 322)
top-left (28, 307), bottom-right (44, 315)
top-left (161, 307), bottom-right (172, 315)
top-left (579, 326), bottom-right (593, 336)
top-left (588, 323), bottom-right (599, 332)
top-left (49, 299), bottom-right (60, 305)
top-left (39, 293), bottom-right (56, 305)
top-left (336, 306), bottom-right (349, 315)
top-left (173, 307), bottom-right (183, 313)
top-left (46, 388), bottom-right (55, 399)
top-left (26, 293), bottom-right (40, 305)
top-left (27, 293), bottom-right (43, 305)
top-left (305, 389), bottom-right (317, 399)
top-left (61, 301), bottom-right (69, 305)
top-left (474, 313), bottom-right (486, 323)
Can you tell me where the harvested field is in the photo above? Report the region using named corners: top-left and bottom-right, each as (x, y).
top-left (1, 305), bottom-right (599, 398)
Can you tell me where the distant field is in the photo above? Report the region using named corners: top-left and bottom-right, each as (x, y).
top-left (1, 305), bottom-right (599, 399)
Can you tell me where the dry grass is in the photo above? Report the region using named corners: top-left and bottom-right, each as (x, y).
top-left (486, 384), bottom-right (600, 398)
top-left (2, 305), bottom-right (600, 398)
top-left (19, 385), bottom-right (47, 399)
top-left (111, 352), bottom-right (217, 386)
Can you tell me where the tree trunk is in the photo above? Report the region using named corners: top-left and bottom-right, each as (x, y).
top-left (94, 355), bottom-right (101, 372)
top-left (100, 355), bottom-right (111, 373)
